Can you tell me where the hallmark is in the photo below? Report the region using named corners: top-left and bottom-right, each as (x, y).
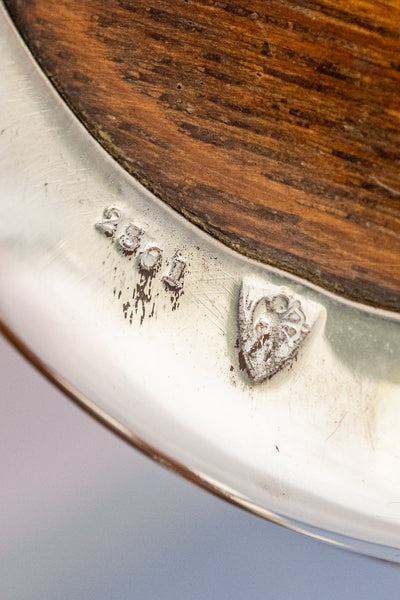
top-left (238, 279), bottom-right (316, 383)
top-left (139, 245), bottom-right (163, 273)
top-left (163, 255), bottom-right (186, 290)
top-left (116, 223), bottom-right (143, 256)
top-left (95, 205), bottom-right (187, 295)
top-left (95, 206), bottom-right (121, 237)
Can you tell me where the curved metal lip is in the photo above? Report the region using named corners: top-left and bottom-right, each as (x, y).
top-left (1, 2), bottom-right (400, 564)
top-left (2, 318), bottom-right (398, 564)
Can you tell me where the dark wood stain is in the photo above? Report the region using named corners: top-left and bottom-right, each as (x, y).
top-left (5, 0), bottom-right (400, 311)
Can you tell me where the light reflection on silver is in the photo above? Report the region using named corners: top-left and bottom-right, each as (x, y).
top-left (0, 5), bottom-right (400, 562)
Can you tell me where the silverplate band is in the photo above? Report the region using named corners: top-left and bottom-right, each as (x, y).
top-left (1, 4), bottom-right (399, 561)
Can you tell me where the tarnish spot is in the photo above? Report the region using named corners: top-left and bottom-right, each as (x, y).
top-left (132, 270), bottom-right (158, 325)
top-left (169, 288), bottom-right (184, 312)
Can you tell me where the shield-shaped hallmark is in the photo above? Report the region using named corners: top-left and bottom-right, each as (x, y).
top-left (238, 279), bottom-right (321, 383)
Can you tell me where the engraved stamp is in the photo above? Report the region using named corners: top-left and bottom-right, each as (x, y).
top-left (238, 279), bottom-right (315, 383)
top-left (95, 206), bottom-right (121, 237)
top-left (116, 223), bottom-right (143, 256)
top-left (95, 206), bottom-right (187, 315)
top-left (163, 255), bottom-right (186, 290)
top-left (139, 246), bottom-right (163, 273)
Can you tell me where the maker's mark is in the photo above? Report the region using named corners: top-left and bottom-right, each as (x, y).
top-left (238, 279), bottom-right (319, 383)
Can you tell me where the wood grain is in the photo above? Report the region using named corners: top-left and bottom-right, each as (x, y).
top-left (5, 0), bottom-right (400, 311)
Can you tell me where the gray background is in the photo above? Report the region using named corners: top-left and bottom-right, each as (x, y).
top-left (1, 334), bottom-right (399, 599)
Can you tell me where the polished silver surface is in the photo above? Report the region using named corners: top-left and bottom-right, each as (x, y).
top-left (1, 5), bottom-right (400, 561)
top-left (4, 334), bottom-right (400, 600)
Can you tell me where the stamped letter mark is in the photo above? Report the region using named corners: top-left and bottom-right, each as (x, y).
top-left (238, 279), bottom-right (321, 383)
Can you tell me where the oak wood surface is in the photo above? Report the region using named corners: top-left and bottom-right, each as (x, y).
top-left (5, 0), bottom-right (400, 311)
